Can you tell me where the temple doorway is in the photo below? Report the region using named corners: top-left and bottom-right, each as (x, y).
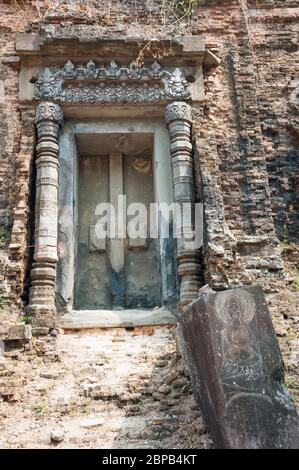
top-left (74, 133), bottom-right (161, 311)
top-left (56, 118), bottom-right (179, 327)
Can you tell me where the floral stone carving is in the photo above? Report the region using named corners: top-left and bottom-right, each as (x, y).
top-left (33, 60), bottom-right (191, 104)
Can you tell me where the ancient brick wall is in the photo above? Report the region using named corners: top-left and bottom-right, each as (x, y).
top-left (249, 4), bottom-right (299, 244)
top-left (0, 0), bottom-right (298, 322)
top-left (0, 3), bottom-right (37, 324)
top-left (193, 0), bottom-right (299, 291)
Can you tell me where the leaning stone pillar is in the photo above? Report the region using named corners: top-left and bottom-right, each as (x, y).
top-left (165, 101), bottom-right (201, 309)
top-left (29, 101), bottom-right (63, 327)
top-left (179, 286), bottom-right (299, 449)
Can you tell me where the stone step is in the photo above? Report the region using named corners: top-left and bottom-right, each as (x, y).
top-left (59, 308), bottom-right (177, 329)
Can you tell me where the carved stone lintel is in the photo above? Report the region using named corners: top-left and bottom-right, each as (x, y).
top-left (33, 61), bottom-right (191, 104)
top-left (29, 101), bottom-right (63, 325)
top-left (165, 101), bottom-right (201, 308)
top-left (60, 82), bottom-right (165, 104)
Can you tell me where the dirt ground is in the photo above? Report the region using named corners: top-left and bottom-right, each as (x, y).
top-left (0, 327), bottom-right (211, 449)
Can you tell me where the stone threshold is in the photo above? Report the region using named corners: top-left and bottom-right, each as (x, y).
top-left (59, 307), bottom-right (178, 329)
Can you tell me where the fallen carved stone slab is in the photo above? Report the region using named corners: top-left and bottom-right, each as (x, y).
top-left (179, 286), bottom-right (299, 449)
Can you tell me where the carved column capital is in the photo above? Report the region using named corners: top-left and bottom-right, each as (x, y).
top-left (165, 101), bottom-right (192, 126)
top-left (35, 101), bottom-right (63, 126)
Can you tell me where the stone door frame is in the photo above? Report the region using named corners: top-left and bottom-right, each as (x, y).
top-left (15, 34), bottom-right (211, 327)
top-left (56, 118), bottom-right (177, 315)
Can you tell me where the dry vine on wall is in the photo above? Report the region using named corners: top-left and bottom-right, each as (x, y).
top-left (11, 1), bottom-right (200, 27)
top-left (10, 1), bottom-right (202, 65)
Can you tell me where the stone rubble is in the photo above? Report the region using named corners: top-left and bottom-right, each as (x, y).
top-left (0, 327), bottom-right (211, 449)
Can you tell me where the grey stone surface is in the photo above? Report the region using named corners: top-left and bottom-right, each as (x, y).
top-left (179, 286), bottom-right (299, 449)
top-left (57, 119), bottom-right (177, 313)
top-left (50, 429), bottom-right (64, 443)
top-left (15, 33), bottom-right (40, 52)
top-left (59, 308), bottom-right (177, 329)
top-left (74, 153), bottom-right (111, 310)
top-left (32, 60), bottom-right (191, 103)
top-left (17, 35), bottom-right (205, 104)
top-left (0, 325), bottom-right (31, 341)
top-left (3, 325), bottom-right (32, 341)
top-left (124, 152), bottom-right (161, 309)
top-left (0, 339), bottom-right (4, 356)
top-left (89, 225), bottom-right (106, 252)
top-left (182, 36), bottom-right (205, 55)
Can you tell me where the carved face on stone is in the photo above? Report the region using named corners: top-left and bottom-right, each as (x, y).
top-left (215, 290), bottom-right (255, 325)
top-left (164, 68), bottom-right (189, 99)
top-left (227, 298), bottom-right (242, 322)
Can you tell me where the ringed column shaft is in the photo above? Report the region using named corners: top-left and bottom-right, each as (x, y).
top-left (29, 101), bottom-right (63, 326)
top-left (165, 101), bottom-right (201, 309)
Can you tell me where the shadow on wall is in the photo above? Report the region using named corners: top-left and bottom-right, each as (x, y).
top-left (265, 127), bottom-right (299, 245)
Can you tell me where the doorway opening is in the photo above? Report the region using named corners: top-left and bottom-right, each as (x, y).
top-left (57, 119), bottom-right (178, 328)
top-left (74, 133), bottom-right (161, 311)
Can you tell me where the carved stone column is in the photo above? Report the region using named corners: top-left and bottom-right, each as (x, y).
top-left (165, 101), bottom-right (201, 309)
top-left (29, 101), bottom-right (63, 327)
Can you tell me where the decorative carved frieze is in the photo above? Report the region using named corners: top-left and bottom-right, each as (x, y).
top-left (29, 101), bottom-right (63, 326)
top-left (33, 60), bottom-right (191, 103)
top-left (59, 82), bottom-right (165, 104)
top-left (165, 101), bottom-right (201, 308)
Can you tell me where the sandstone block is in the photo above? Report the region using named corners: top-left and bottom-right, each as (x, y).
top-left (180, 286), bottom-right (299, 449)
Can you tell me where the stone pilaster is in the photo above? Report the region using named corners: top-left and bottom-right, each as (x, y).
top-left (29, 101), bottom-right (63, 327)
top-left (165, 101), bottom-right (201, 309)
